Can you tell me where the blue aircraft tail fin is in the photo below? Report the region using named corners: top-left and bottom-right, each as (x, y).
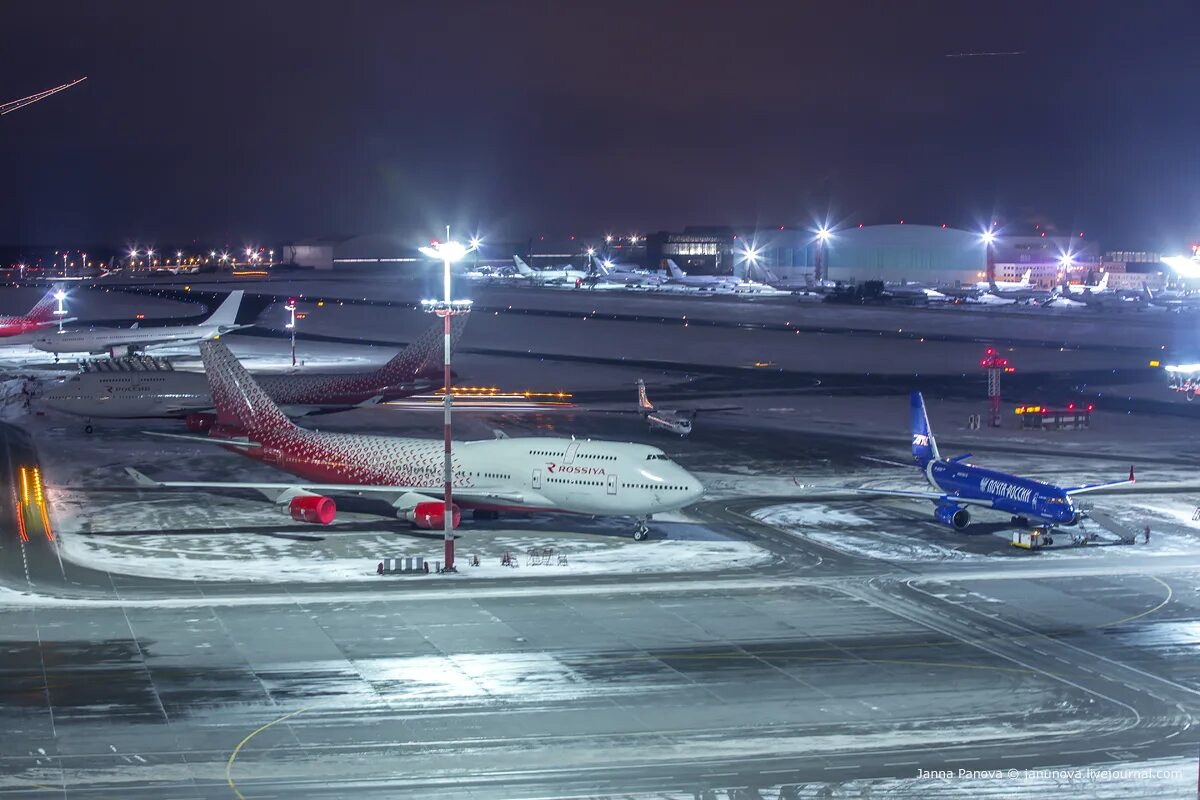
top-left (910, 392), bottom-right (941, 465)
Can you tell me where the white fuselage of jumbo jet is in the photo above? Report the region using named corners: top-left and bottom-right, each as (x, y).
top-left (29, 322), bottom-right (236, 356)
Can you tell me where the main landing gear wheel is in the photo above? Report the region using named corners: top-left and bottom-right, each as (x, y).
top-left (84, 423), bottom-right (93, 435)
top-left (633, 519), bottom-right (650, 541)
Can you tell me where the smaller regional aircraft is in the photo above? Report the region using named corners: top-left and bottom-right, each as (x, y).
top-left (849, 392), bottom-right (1134, 538)
top-left (512, 255), bottom-right (589, 285)
top-left (665, 259), bottom-right (741, 290)
top-left (0, 287), bottom-right (68, 337)
top-left (29, 290), bottom-right (247, 359)
top-left (594, 380), bottom-right (739, 436)
top-left (979, 270), bottom-right (1054, 303)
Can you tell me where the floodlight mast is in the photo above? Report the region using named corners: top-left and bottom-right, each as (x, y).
top-left (419, 228), bottom-right (476, 573)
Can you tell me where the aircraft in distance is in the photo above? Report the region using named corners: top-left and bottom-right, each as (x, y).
top-left (1142, 285), bottom-right (1200, 311)
top-left (127, 341), bottom-right (705, 540)
top-left (28, 290), bottom-right (247, 359)
top-left (587, 258), bottom-right (667, 287)
top-left (847, 392), bottom-right (1134, 539)
top-left (39, 315), bottom-right (467, 431)
top-left (591, 380), bottom-right (740, 436)
top-left (976, 270), bottom-right (1054, 303)
top-left (665, 259), bottom-right (741, 289)
top-left (512, 255), bottom-right (589, 284)
top-left (0, 287), bottom-right (67, 337)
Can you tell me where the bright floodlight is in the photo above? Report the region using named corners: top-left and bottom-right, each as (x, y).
top-left (1163, 255), bottom-right (1200, 279)
top-left (54, 290), bottom-right (66, 301)
top-left (741, 246), bottom-right (760, 264)
top-left (980, 229), bottom-right (996, 245)
top-left (602, 259), bottom-right (614, 269)
top-left (815, 227), bottom-right (832, 242)
top-left (419, 240), bottom-right (470, 262)
top-left (1058, 252), bottom-right (1075, 268)
top-left (468, 236), bottom-right (482, 250)
top-left (129, 249), bottom-right (139, 258)
top-left (605, 234), bottom-right (613, 243)
top-left (586, 247), bottom-right (595, 257)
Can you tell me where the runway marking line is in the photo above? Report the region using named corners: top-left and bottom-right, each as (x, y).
top-left (226, 705), bottom-right (311, 800)
top-left (1098, 576), bottom-right (1172, 629)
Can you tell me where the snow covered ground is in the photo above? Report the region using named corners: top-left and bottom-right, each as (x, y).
top-left (754, 497), bottom-right (1200, 563)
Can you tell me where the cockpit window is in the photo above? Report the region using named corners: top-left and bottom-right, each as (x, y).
top-left (1046, 497), bottom-right (1067, 505)
top-left (646, 453), bottom-right (669, 460)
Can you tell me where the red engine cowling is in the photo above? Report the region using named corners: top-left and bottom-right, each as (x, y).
top-left (185, 413), bottom-right (217, 433)
top-left (288, 495), bottom-right (336, 525)
top-left (403, 501), bottom-right (461, 530)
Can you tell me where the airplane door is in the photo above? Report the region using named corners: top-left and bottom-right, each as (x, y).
top-left (607, 474), bottom-right (617, 495)
top-left (532, 468), bottom-right (541, 489)
top-left (563, 441), bottom-right (580, 464)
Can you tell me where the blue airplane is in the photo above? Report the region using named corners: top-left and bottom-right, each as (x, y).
top-left (857, 392), bottom-right (1134, 532)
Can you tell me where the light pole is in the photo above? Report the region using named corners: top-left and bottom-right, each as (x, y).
top-left (419, 230), bottom-right (476, 574)
top-left (285, 297), bottom-right (297, 367)
top-left (147, 248), bottom-right (155, 271)
top-left (814, 226), bottom-right (831, 283)
top-left (981, 229), bottom-right (996, 284)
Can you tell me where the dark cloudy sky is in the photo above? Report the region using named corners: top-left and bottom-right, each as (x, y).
top-left (2, 1), bottom-right (1198, 249)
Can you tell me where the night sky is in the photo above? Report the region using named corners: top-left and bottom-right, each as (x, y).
top-left (2, 1), bottom-right (1199, 249)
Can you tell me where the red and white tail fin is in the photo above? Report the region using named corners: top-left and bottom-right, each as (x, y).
top-left (24, 287), bottom-right (61, 324)
top-left (199, 341), bottom-right (294, 434)
top-left (375, 314), bottom-right (469, 385)
top-left (637, 379), bottom-right (653, 410)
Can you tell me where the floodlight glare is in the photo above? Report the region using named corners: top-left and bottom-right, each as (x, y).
top-left (1058, 252), bottom-right (1075, 268)
top-left (980, 230), bottom-right (996, 245)
top-left (54, 290), bottom-right (66, 301)
top-left (468, 236), bottom-right (482, 250)
top-left (586, 247), bottom-right (595, 257)
top-left (816, 227), bottom-right (832, 242)
top-left (419, 240), bottom-right (470, 262)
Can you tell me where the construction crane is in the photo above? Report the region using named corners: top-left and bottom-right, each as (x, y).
top-left (1, 77), bottom-right (87, 117)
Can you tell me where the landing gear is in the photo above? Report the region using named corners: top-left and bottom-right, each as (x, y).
top-left (633, 518), bottom-right (650, 541)
top-left (84, 420), bottom-right (93, 435)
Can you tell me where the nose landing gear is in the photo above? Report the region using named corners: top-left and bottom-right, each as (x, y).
top-left (633, 517), bottom-right (650, 541)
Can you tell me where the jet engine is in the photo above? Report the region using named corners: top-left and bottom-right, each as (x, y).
top-left (288, 495), bottom-right (336, 525)
top-left (400, 500), bottom-right (461, 530)
top-left (185, 413), bottom-right (216, 433)
top-left (934, 502), bottom-right (971, 529)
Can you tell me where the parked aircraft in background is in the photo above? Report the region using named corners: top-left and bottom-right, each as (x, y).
top-left (1143, 285), bottom-right (1200, 310)
top-left (979, 270), bottom-right (1054, 303)
top-left (588, 259), bottom-right (667, 287)
top-left (1055, 273), bottom-right (1146, 310)
top-left (0, 287), bottom-right (66, 337)
top-left (29, 290), bottom-right (247, 359)
top-left (39, 315), bottom-right (467, 431)
top-left (665, 259), bottom-right (741, 289)
top-left (512, 255), bottom-right (589, 284)
top-left (846, 392), bottom-right (1134, 539)
top-left (126, 341), bottom-right (705, 540)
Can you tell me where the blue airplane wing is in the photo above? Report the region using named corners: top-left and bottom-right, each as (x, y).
top-left (1063, 467), bottom-right (1136, 496)
top-left (852, 488), bottom-right (994, 507)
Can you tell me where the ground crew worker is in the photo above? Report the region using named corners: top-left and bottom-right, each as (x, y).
top-left (1143, 525), bottom-right (1151, 544)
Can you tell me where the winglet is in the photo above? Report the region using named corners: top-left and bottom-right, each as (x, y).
top-left (1129, 465), bottom-right (1136, 483)
top-left (125, 467), bottom-right (161, 487)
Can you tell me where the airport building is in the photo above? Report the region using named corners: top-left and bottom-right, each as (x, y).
top-left (991, 235), bottom-right (1100, 287)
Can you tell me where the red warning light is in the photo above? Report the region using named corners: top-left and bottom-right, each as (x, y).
top-left (1086, 403), bottom-right (1095, 412)
top-left (1067, 402), bottom-right (1075, 411)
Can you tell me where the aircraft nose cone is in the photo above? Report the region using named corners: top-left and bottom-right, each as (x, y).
top-left (684, 477), bottom-right (705, 504)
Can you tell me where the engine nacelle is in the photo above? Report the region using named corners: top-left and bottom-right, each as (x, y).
top-left (185, 413), bottom-right (217, 433)
top-left (288, 495), bottom-right (336, 525)
top-left (934, 503), bottom-right (971, 529)
top-left (400, 500), bottom-right (461, 530)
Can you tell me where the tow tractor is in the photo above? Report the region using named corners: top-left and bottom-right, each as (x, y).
top-left (1010, 507), bottom-right (1136, 551)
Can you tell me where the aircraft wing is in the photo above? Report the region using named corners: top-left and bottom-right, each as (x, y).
top-left (850, 487), bottom-right (995, 507)
top-left (124, 468), bottom-right (534, 506)
top-left (1064, 468), bottom-right (1135, 496)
